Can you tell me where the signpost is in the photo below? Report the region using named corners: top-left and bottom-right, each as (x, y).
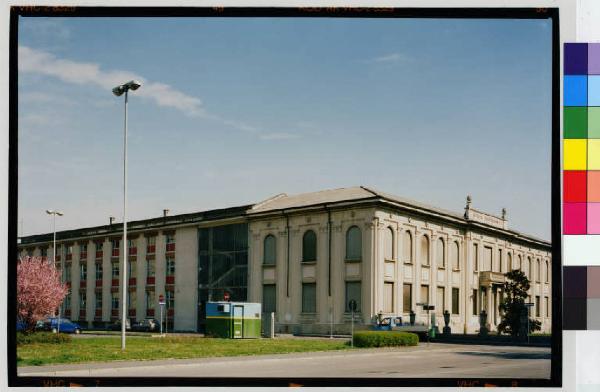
top-left (159, 294), bottom-right (165, 336)
top-left (417, 303), bottom-right (435, 345)
top-left (524, 302), bottom-right (535, 345)
top-left (224, 291), bottom-right (230, 302)
top-left (349, 299), bottom-right (357, 347)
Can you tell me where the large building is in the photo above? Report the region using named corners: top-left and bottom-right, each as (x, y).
top-left (17, 186), bottom-right (552, 334)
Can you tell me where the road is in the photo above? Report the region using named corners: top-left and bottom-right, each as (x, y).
top-left (18, 343), bottom-right (550, 379)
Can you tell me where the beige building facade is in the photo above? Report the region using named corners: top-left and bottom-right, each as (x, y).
top-left (18, 186), bottom-right (552, 335)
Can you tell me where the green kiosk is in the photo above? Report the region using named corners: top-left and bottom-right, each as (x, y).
top-left (205, 302), bottom-right (262, 338)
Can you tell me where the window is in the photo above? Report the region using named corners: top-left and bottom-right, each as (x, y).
top-left (345, 226), bottom-right (362, 261)
top-left (545, 296), bottom-right (549, 317)
top-left (484, 246), bottom-right (493, 271)
top-left (95, 263), bottom-right (103, 280)
top-left (263, 235), bottom-right (276, 265)
top-left (498, 249), bottom-right (503, 272)
top-left (65, 293), bottom-right (71, 309)
top-left (302, 283), bottom-right (316, 313)
top-left (535, 296), bottom-right (540, 317)
top-left (302, 230), bottom-right (317, 262)
top-left (451, 241), bottom-right (459, 270)
top-left (129, 291), bottom-right (137, 309)
top-left (420, 285), bottom-right (429, 307)
top-left (96, 241), bottom-right (104, 254)
top-left (95, 293), bottom-right (102, 309)
top-left (65, 266), bottom-right (71, 282)
top-left (111, 262), bottom-right (119, 278)
top-left (263, 284), bottom-right (276, 313)
top-left (66, 245), bottom-right (73, 255)
top-left (537, 259), bottom-right (541, 282)
top-left (128, 260), bottom-right (137, 279)
top-left (384, 227), bottom-right (394, 260)
top-left (508, 252), bottom-right (513, 271)
top-left (147, 236), bottom-right (156, 253)
top-left (517, 255), bottom-right (522, 270)
top-left (436, 286), bottom-right (445, 313)
top-left (403, 284), bottom-right (412, 312)
top-left (345, 281), bottom-right (361, 312)
top-left (146, 291), bottom-right (155, 310)
top-left (472, 289), bottom-right (478, 315)
top-left (128, 239), bottom-right (136, 249)
top-left (546, 260), bottom-right (550, 283)
top-left (111, 292), bottom-right (119, 310)
top-left (147, 236), bottom-right (156, 246)
top-left (452, 288), bottom-right (459, 314)
top-left (147, 259), bottom-right (155, 277)
top-left (436, 238), bottom-right (445, 268)
top-left (80, 292), bottom-right (86, 308)
top-left (80, 263), bottom-right (87, 281)
top-left (112, 239), bottom-right (120, 250)
top-left (166, 289), bottom-right (175, 309)
top-left (473, 244), bottom-right (479, 271)
top-left (383, 282), bottom-right (394, 313)
top-left (528, 257), bottom-right (533, 279)
top-left (166, 234), bottom-right (175, 244)
top-left (403, 231), bottom-right (413, 263)
top-left (166, 256), bottom-right (175, 276)
top-left (420, 235), bottom-right (430, 266)
top-left (80, 243), bottom-right (87, 256)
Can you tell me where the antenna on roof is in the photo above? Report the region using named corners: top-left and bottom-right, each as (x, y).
top-left (109, 216), bottom-right (115, 226)
top-left (163, 209), bottom-right (170, 217)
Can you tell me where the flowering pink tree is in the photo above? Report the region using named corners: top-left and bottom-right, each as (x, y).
top-left (17, 256), bottom-right (68, 333)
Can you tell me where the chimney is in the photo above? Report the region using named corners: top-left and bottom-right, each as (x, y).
top-left (163, 209), bottom-right (170, 217)
top-left (109, 216), bottom-right (115, 226)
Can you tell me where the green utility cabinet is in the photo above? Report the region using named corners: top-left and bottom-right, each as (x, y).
top-left (205, 302), bottom-right (262, 338)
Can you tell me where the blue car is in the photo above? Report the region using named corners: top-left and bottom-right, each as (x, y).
top-left (42, 318), bottom-right (83, 334)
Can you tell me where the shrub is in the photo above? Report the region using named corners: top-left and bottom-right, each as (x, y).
top-left (353, 331), bottom-right (419, 348)
top-left (17, 332), bottom-right (72, 345)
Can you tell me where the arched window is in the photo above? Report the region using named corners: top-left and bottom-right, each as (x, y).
top-left (508, 252), bottom-right (513, 271)
top-left (517, 254), bottom-right (522, 270)
top-left (437, 238), bottom-right (445, 268)
top-left (545, 260), bottom-right (550, 282)
top-left (403, 231), bottom-right (413, 263)
top-left (451, 241), bottom-right (460, 270)
top-left (263, 235), bottom-right (276, 265)
top-left (537, 258), bottom-right (541, 282)
top-left (384, 227), bottom-right (394, 260)
top-left (302, 230), bottom-right (317, 262)
top-left (346, 226), bottom-right (362, 261)
top-left (420, 235), bottom-right (430, 266)
top-left (528, 256), bottom-right (533, 279)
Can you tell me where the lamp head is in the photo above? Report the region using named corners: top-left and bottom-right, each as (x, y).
top-left (126, 80), bottom-right (142, 90)
top-left (46, 209), bottom-right (53, 215)
top-left (112, 86), bottom-right (124, 97)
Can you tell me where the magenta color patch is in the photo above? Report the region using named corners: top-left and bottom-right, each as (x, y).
top-left (589, 44), bottom-right (600, 75)
top-left (588, 203), bottom-right (600, 234)
top-left (564, 202), bottom-right (587, 234)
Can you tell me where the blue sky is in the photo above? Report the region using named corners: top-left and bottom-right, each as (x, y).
top-left (18, 17), bottom-right (553, 240)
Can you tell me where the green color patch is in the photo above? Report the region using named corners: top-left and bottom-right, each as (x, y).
top-left (206, 317), bottom-right (261, 338)
top-left (564, 107), bottom-right (588, 139)
top-left (589, 107), bottom-right (600, 139)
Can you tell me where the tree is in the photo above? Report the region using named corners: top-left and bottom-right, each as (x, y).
top-left (497, 269), bottom-right (541, 336)
top-left (17, 256), bottom-right (68, 333)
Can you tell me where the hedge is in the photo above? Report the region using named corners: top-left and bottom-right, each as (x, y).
top-left (17, 332), bottom-right (72, 345)
top-left (353, 331), bottom-right (419, 348)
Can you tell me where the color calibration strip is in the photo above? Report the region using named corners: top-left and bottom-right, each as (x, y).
top-left (563, 266), bottom-right (600, 330)
top-left (563, 43), bottom-right (600, 234)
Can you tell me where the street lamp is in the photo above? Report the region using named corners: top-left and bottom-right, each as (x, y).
top-left (46, 209), bottom-right (63, 333)
top-left (112, 80), bottom-right (142, 351)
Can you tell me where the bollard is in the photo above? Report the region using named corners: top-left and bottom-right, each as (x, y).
top-left (270, 312), bottom-right (275, 339)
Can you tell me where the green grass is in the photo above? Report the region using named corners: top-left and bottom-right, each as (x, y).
top-left (17, 336), bottom-right (351, 367)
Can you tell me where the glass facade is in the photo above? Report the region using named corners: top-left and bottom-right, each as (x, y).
top-left (197, 223), bottom-right (248, 331)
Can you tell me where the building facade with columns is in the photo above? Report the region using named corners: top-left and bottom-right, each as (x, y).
top-left (17, 186), bottom-right (552, 334)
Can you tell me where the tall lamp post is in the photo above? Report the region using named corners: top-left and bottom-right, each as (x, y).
top-left (46, 209), bottom-right (64, 333)
top-left (112, 80), bottom-right (142, 351)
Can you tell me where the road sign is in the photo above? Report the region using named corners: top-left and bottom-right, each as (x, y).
top-left (159, 294), bottom-right (165, 305)
top-left (224, 291), bottom-right (230, 301)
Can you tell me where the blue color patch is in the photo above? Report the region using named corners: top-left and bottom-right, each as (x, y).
top-left (564, 75), bottom-right (588, 106)
top-left (589, 76), bottom-right (600, 106)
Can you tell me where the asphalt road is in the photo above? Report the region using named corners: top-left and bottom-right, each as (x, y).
top-left (18, 343), bottom-right (551, 379)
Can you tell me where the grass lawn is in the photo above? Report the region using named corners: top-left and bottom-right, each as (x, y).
top-left (17, 336), bottom-right (351, 367)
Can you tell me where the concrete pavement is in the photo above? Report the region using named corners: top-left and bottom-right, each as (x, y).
top-left (18, 343), bottom-right (551, 379)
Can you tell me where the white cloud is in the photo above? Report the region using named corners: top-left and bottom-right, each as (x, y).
top-left (259, 132), bottom-right (300, 141)
top-left (19, 45), bottom-right (205, 118)
top-left (366, 53), bottom-right (412, 64)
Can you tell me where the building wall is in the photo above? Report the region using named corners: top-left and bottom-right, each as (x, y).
top-left (174, 226), bottom-right (199, 331)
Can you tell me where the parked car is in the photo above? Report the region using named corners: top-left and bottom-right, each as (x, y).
top-left (108, 318), bottom-right (131, 331)
top-left (41, 318), bottom-right (83, 334)
top-left (132, 318), bottom-right (159, 332)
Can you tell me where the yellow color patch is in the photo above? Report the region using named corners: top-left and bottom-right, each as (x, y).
top-left (564, 139), bottom-right (587, 170)
top-left (588, 140), bottom-right (600, 170)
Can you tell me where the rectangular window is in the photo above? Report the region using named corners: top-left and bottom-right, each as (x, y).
top-left (95, 293), bottom-right (102, 309)
top-left (111, 292), bottom-right (119, 310)
top-left (95, 263), bottom-right (103, 280)
top-left (383, 282), bottom-right (394, 313)
top-left (112, 239), bottom-right (120, 250)
top-left (128, 260), bottom-right (137, 278)
top-left (166, 234), bottom-right (175, 244)
top-left (473, 244), bottom-right (479, 271)
top-left (147, 259), bottom-right (155, 277)
top-left (166, 256), bottom-right (176, 276)
top-left (545, 296), bottom-right (549, 317)
top-left (472, 289), bottom-right (478, 315)
top-left (166, 289), bottom-right (175, 309)
top-left (80, 264), bottom-right (87, 281)
top-left (65, 265), bottom-right (71, 282)
top-left (403, 284), bottom-right (412, 313)
top-left (498, 249), bottom-right (503, 272)
top-left (420, 285), bottom-right (429, 307)
top-left (452, 288), bottom-right (459, 315)
top-left (96, 242), bottom-right (104, 255)
top-left (345, 281), bottom-right (361, 312)
top-left (302, 283), bottom-right (317, 313)
top-left (147, 236), bottom-right (156, 253)
top-left (536, 296), bottom-right (540, 317)
top-left (129, 291), bottom-right (137, 309)
top-left (111, 262), bottom-right (119, 278)
top-left (263, 284), bottom-right (276, 313)
top-left (80, 292), bottom-right (86, 308)
top-left (65, 294), bottom-right (71, 309)
top-left (147, 236), bottom-right (156, 246)
top-left (80, 243), bottom-right (87, 257)
top-left (436, 286), bottom-right (445, 314)
top-left (484, 246), bottom-right (493, 271)
top-left (146, 291), bottom-right (155, 310)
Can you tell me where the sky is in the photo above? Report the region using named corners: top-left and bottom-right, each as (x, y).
top-left (18, 17), bottom-right (553, 240)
